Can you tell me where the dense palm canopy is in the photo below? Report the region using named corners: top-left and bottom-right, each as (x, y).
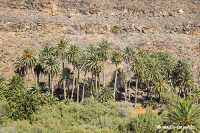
top-left (111, 50), bottom-right (123, 67)
top-left (39, 44), bottom-right (55, 59)
top-left (18, 47), bottom-right (37, 68)
top-left (86, 54), bottom-right (104, 74)
top-left (43, 56), bottom-right (60, 77)
top-left (55, 37), bottom-right (68, 59)
top-left (122, 46), bottom-right (134, 63)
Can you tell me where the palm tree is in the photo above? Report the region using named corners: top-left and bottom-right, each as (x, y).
top-left (66, 45), bottom-right (80, 100)
top-left (86, 53), bottom-right (104, 99)
top-left (14, 59), bottom-right (28, 78)
top-left (17, 47), bottom-right (37, 86)
top-left (39, 44), bottom-right (55, 90)
top-left (87, 44), bottom-right (99, 55)
top-left (122, 46), bottom-right (134, 102)
top-left (98, 40), bottom-right (112, 87)
top-left (39, 44), bottom-right (56, 58)
top-left (176, 70), bottom-right (194, 98)
top-left (111, 50), bottom-right (123, 101)
top-left (165, 99), bottom-right (200, 132)
top-left (98, 86), bottom-right (114, 102)
top-left (173, 59), bottom-right (193, 97)
top-left (153, 74), bottom-right (170, 103)
top-left (131, 55), bottom-right (146, 107)
top-left (34, 62), bottom-right (44, 84)
top-left (42, 56), bottom-right (60, 97)
top-left (55, 38), bottom-right (68, 100)
top-left (145, 57), bottom-right (161, 97)
top-left (7, 75), bottom-right (26, 99)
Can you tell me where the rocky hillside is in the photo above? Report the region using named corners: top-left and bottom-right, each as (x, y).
top-left (0, 0), bottom-right (200, 82)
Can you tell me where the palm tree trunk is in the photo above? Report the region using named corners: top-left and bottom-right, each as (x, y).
top-left (36, 74), bottom-right (40, 85)
top-left (82, 82), bottom-right (85, 102)
top-left (95, 72), bottom-right (98, 99)
top-left (91, 76), bottom-right (95, 102)
top-left (71, 65), bottom-right (75, 100)
top-left (114, 65), bottom-right (118, 101)
top-left (77, 79), bottom-right (80, 103)
top-left (124, 77), bottom-right (128, 107)
top-left (31, 68), bottom-right (37, 86)
top-left (77, 70), bottom-right (80, 103)
top-left (158, 92), bottom-right (161, 104)
top-left (48, 74), bottom-right (50, 93)
top-left (103, 66), bottom-right (106, 87)
top-left (134, 76), bottom-right (138, 108)
top-left (62, 61), bottom-right (66, 100)
top-left (51, 75), bottom-right (54, 97)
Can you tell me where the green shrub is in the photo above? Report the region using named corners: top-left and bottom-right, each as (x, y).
top-left (127, 108), bottom-right (161, 133)
top-left (110, 25), bottom-right (121, 34)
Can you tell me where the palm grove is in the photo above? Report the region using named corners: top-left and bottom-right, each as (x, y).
top-left (0, 38), bottom-right (200, 132)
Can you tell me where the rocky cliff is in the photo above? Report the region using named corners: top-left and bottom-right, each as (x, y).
top-left (0, 0), bottom-right (200, 82)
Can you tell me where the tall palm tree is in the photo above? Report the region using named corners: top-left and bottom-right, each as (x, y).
top-left (122, 46), bottom-right (135, 102)
top-left (111, 50), bottom-right (123, 101)
top-left (66, 45), bottom-right (80, 100)
top-left (173, 59), bottom-right (193, 97)
top-left (145, 57), bottom-right (161, 97)
top-left (42, 56), bottom-right (60, 97)
top-left (176, 70), bottom-right (194, 98)
top-left (55, 38), bottom-right (68, 100)
top-left (117, 68), bottom-right (127, 103)
top-left (165, 99), bottom-right (200, 132)
top-left (131, 55), bottom-right (146, 107)
top-left (98, 40), bottom-right (112, 87)
top-left (86, 53), bottom-right (104, 99)
top-left (39, 44), bottom-right (55, 90)
top-left (17, 47), bottom-right (37, 86)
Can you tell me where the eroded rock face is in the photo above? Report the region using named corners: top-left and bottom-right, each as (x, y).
top-left (0, 0), bottom-right (200, 83)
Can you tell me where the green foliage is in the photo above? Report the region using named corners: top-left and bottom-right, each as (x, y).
top-left (122, 46), bottom-right (135, 63)
top-left (111, 50), bottom-right (123, 67)
top-left (16, 47), bottom-right (37, 69)
top-left (42, 56), bottom-right (60, 77)
top-left (110, 25), bottom-right (121, 34)
top-left (55, 37), bottom-right (68, 60)
top-left (127, 109), bottom-right (161, 133)
top-left (164, 99), bottom-right (200, 132)
top-left (86, 54), bottom-right (104, 74)
top-left (66, 44), bottom-right (80, 64)
top-left (98, 86), bottom-right (114, 102)
top-left (0, 77), bottom-right (7, 101)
